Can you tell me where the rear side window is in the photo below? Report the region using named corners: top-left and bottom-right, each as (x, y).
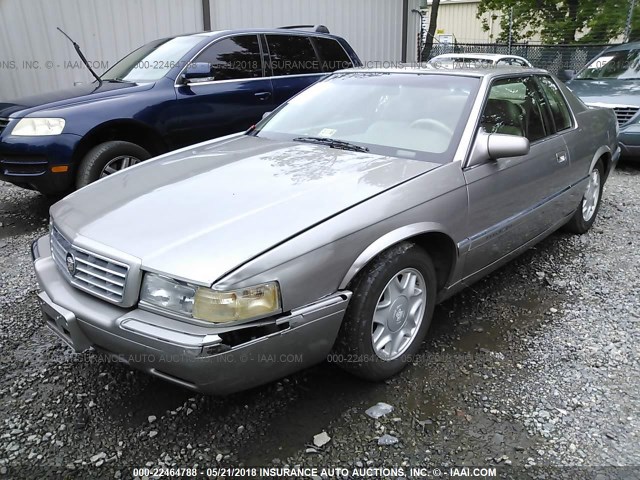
top-left (311, 37), bottom-right (353, 71)
top-left (537, 76), bottom-right (573, 132)
top-left (265, 34), bottom-right (322, 76)
top-left (193, 35), bottom-right (262, 81)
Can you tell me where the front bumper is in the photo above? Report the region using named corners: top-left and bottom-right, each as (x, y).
top-left (0, 132), bottom-right (81, 194)
top-left (32, 235), bottom-right (351, 395)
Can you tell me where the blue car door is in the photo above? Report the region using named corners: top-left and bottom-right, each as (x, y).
top-left (174, 34), bottom-right (274, 147)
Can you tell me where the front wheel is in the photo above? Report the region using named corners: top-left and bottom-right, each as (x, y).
top-left (76, 141), bottom-right (151, 189)
top-left (563, 159), bottom-right (604, 234)
top-left (332, 242), bottom-right (437, 381)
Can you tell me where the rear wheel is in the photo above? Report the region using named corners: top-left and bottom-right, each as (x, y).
top-left (76, 141), bottom-right (150, 188)
top-left (333, 242), bottom-right (437, 381)
top-left (564, 159), bottom-right (604, 234)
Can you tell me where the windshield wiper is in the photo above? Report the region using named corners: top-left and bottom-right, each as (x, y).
top-left (103, 78), bottom-right (128, 83)
top-left (293, 136), bottom-right (369, 153)
top-left (57, 27), bottom-right (102, 86)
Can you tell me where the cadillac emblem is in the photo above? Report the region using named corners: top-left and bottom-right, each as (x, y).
top-left (65, 252), bottom-right (77, 276)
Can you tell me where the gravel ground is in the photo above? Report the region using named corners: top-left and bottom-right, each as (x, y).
top-left (0, 164), bottom-right (638, 480)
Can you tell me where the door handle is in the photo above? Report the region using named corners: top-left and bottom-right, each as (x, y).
top-left (556, 151), bottom-right (568, 164)
top-left (254, 91), bottom-right (272, 100)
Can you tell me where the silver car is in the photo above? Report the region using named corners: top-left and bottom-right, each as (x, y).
top-left (32, 67), bottom-right (619, 395)
top-left (428, 53), bottom-right (533, 68)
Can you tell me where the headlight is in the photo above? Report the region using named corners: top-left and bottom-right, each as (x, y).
top-left (140, 273), bottom-right (281, 324)
top-left (11, 118), bottom-right (65, 136)
top-left (140, 274), bottom-right (196, 317)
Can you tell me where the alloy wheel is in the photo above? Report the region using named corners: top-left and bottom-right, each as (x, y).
top-left (371, 268), bottom-right (427, 361)
top-left (99, 155), bottom-right (142, 178)
top-left (582, 168), bottom-right (601, 222)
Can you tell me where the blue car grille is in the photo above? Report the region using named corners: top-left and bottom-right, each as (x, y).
top-left (613, 106), bottom-right (639, 125)
top-left (50, 225), bottom-right (130, 304)
top-left (0, 118), bottom-right (9, 135)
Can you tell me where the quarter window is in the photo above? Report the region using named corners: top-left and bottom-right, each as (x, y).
top-left (192, 35), bottom-right (262, 81)
top-left (481, 77), bottom-right (548, 142)
top-left (311, 37), bottom-right (353, 71)
top-left (265, 34), bottom-right (322, 75)
top-left (537, 76), bottom-right (573, 132)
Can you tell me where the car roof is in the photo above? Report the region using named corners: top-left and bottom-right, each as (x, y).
top-left (431, 53), bottom-right (528, 60)
top-left (166, 28), bottom-right (343, 40)
top-left (334, 66), bottom-right (548, 79)
top-left (602, 42), bottom-right (640, 52)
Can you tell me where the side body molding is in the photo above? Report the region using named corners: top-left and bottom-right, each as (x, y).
top-left (338, 222), bottom-right (453, 289)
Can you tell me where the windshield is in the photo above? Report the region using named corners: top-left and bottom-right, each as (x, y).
top-left (576, 49), bottom-right (640, 80)
top-left (101, 36), bottom-right (202, 83)
top-left (255, 72), bottom-right (479, 162)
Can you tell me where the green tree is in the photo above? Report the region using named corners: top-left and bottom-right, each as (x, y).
top-left (424, 0), bottom-right (441, 59)
top-left (477, 0), bottom-right (640, 44)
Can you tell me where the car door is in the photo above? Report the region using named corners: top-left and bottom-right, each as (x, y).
top-left (173, 34), bottom-right (274, 147)
top-left (263, 34), bottom-right (328, 107)
top-left (462, 75), bottom-right (570, 277)
top-left (535, 75), bottom-right (585, 213)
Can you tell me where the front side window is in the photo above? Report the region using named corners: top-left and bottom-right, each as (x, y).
top-left (481, 76), bottom-right (548, 142)
top-left (255, 73), bottom-right (479, 161)
top-left (192, 35), bottom-right (262, 81)
top-left (265, 35), bottom-right (322, 75)
top-left (537, 76), bottom-right (572, 132)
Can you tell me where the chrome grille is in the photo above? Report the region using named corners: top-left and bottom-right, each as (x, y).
top-left (613, 106), bottom-right (639, 125)
top-left (0, 118), bottom-right (9, 135)
top-left (50, 225), bottom-right (129, 304)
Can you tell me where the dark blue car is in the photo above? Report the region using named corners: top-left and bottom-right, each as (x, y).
top-left (0, 26), bottom-right (360, 195)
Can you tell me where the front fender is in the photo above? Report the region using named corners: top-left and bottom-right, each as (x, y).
top-left (338, 222), bottom-right (452, 289)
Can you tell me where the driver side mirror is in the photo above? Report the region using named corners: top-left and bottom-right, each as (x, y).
top-left (468, 131), bottom-right (530, 167)
top-left (181, 62), bottom-right (212, 83)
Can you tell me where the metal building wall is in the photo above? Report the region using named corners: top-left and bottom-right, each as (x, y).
top-left (430, 1), bottom-right (501, 43)
top-left (0, 0), bottom-right (203, 100)
top-left (208, 0), bottom-right (421, 64)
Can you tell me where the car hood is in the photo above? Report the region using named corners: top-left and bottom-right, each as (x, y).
top-left (566, 79), bottom-right (640, 107)
top-left (51, 135), bottom-right (439, 285)
top-left (0, 81), bottom-right (152, 117)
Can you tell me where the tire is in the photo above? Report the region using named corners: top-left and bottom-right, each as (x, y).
top-left (563, 159), bottom-right (604, 234)
top-left (76, 141), bottom-right (151, 189)
top-left (332, 241), bottom-right (437, 381)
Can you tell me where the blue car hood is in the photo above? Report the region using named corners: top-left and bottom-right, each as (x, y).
top-left (0, 81), bottom-right (153, 117)
top-left (566, 79), bottom-right (640, 107)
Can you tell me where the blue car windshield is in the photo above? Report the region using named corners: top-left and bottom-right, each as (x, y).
top-left (255, 72), bottom-right (480, 162)
top-left (576, 49), bottom-right (640, 80)
top-left (101, 36), bottom-right (202, 83)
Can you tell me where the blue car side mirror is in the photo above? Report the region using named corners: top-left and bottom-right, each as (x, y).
top-left (182, 62), bottom-right (212, 82)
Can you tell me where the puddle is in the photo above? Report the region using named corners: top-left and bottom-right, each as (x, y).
top-left (236, 365), bottom-right (382, 466)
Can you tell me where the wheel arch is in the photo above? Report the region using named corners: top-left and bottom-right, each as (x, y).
top-left (590, 145), bottom-right (612, 180)
top-left (339, 223), bottom-right (458, 294)
top-left (71, 119), bottom-right (168, 169)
